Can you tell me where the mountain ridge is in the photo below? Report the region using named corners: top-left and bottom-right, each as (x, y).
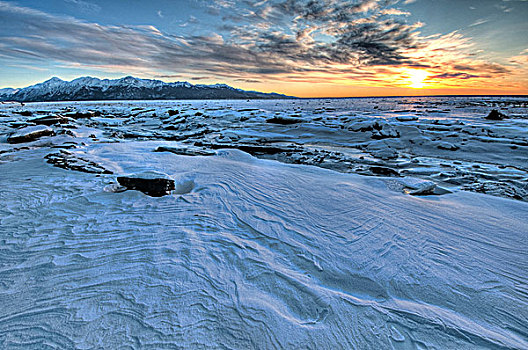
top-left (0, 76), bottom-right (293, 102)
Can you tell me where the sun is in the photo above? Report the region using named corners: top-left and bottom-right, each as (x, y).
top-left (405, 69), bottom-right (430, 89)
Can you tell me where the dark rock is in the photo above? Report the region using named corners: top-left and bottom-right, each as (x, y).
top-left (463, 181), bottom-right (526, 201)
top-left (485, 109), bottom-right (507, 120)
top-left (7, 125), bottom-right (55, 143)
top-left (63, 111), bottom-right (95, 119)
top-left (45, 150), bottom-right (112, 174)
top-left (167, 109), bottom-right (179, 116)
top-left (14, 110), bottom-right (32, 116)
top-left (266, 116), bottom-right (303, 125)
top-left (56, 129), bottom-right (76, 137)
top-left (369, 166), bottom-right (400, 177)
top-left (117, 172), bottom-right (175, 197)
top-left (194, 142), bottom-right (296, 155)
top-left (9, 122), bottom-right (32, 128)
top-left (154, 146), bottom-right (215, 156)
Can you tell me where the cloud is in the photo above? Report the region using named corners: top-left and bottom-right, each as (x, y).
top-left (0, 0), bottom-right (523, 90)
top-left (468, 19), bottom-right (489, 27)
top-left (235, 78), bottom-right (262, 83)
top-left (0, 0), bottom-right (423, 74)
top-left (64, 0), bottom-right (101, 12)
top-left (380, 8), bottom-right (410, 16)
top-left (430, 72), bottom-right (481, 80)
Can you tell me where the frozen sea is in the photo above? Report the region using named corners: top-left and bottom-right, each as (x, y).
top-left (0, 97), bottom-right (527, 349)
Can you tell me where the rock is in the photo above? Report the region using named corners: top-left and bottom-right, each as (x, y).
top-left (117, 171), bottom-right (175, 197)
top-left (7, 125), bottom-right (55, 143)
top-left (154, 146), bottom-right (215, 156)
top-left (369, 166), bottom-right (400, 177)
top-left (406, 182), bottom-right (437, 195)
top-left (463, 181), bottom-right (526, 201)
top-left (167, 109), bottom-right (179, 116)
top-left (400, 178), bottom-right (451, 196)
top-left (63, 111), bottom-right (95, 119)
top-left (266, 116), bottom-right (303, 125)
top-left (195, 142), bottom-right (297, 156)
top-left (9, 122), bottom-right (32, 129)
top-left (485, 109), bottom-right (507, 120)
top-left (14, 110), bottom-right (32, 116)
top-left (29, 114), bottom-right (68, 126)
top-left (45, 150), bottom-right (112, 174)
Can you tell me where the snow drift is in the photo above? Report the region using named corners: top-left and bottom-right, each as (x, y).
top-left (0, 142), bottom-right (526, 349)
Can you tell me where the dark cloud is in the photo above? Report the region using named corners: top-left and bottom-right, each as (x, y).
top-left (431, 72), bottom-right (481, 80)
top-left (0, 0), bottom-right (515, 84)
top-left (235, 78), bottom-right (262, 83)
top-left (453, 63), bottom-right (510, 75)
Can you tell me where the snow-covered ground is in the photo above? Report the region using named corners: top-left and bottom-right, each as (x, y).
top-left (0, 97), bottom-right (527, 348)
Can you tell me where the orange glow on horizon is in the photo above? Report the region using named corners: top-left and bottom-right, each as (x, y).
top-left (405, 69), bottom-right (430, 89)
top-left (227, 62), bottom-right (528, 97)
top-left (239, 80), bottom-right (528, 98)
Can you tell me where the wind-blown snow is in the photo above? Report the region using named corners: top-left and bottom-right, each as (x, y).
top-left (0, 143), bottom-right (526, 349)
top-left (0, 97), bottom-right (527, 349)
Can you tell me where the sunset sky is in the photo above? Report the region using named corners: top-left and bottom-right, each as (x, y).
top-left (0, 0), bottom-right (527, 97)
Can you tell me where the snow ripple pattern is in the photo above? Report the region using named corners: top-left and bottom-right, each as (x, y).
top-left (0, 144), bottom-right (527, 349)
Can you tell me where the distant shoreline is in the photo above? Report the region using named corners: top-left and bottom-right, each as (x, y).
top-left (300, 94), bottom-right (528, 99)
top-left (1, 94), bottom-right (527, 104)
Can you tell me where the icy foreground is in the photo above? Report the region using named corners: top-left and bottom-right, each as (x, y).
top-left (0, 97), bottom-right (527, 348)
top-left (0, 145), bottom-right (527, 349)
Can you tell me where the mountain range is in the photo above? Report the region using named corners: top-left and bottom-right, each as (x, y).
top-left (0, 76), bottom-right (292, 102)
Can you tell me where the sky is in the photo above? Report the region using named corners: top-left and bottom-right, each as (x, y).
top-left (0, 0), bottom-right (527, 97)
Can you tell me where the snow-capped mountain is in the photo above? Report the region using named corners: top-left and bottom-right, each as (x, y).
top-left (0, 87), bottom-right (18, 96)
top-left (0, 76), bottom-right (291, 102)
